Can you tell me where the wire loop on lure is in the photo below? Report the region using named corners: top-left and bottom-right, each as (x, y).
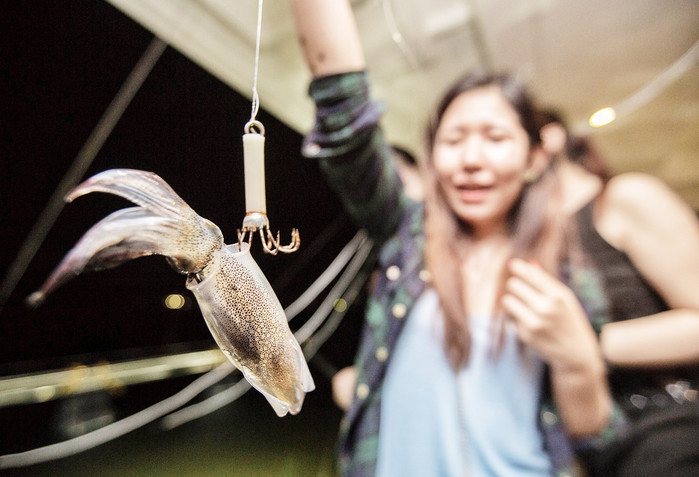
top-left (237, 221), bottom-right (300, 256)
top-left (244, 119), bottom-right (265, 135)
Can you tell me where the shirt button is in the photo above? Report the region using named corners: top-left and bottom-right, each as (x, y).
top-left (630, 394), bottom-right (648, 409)
top-left (375, 346), bottom-right (389, 362)
top-left (356, 383), bottom-right (369, 400)
top-left (392, 303), bottom-right (407, 319)
top-left (542, 410), bottom-right (558, 426)
top-left (385, 265), bottom-right (401, 281)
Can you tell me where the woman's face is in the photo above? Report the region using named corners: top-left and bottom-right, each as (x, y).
top-left (432, 85), bottom-right (534, 236)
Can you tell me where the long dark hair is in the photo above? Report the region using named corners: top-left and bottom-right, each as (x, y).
top-left (422, 71), bottom-right (566, 367)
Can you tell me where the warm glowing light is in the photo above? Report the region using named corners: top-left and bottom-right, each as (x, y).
top-left (589, 107), bottom-right (616, 127)
top-left (333, 298), bottom-right (348, 312)
top-left (164, 294), bottom-right (185, 310)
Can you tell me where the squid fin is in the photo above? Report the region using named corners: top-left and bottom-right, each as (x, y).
top-left (28, 169), bottom-right (224, 305)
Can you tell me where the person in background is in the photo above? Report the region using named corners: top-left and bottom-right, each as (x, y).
top-left (289, 1), bottom-right (699, 475)
top-left (537, 111), bottom-right (699, 476)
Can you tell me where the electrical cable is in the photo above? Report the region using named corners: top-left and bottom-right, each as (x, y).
top-left (0, 231), bottom-right (372, 467)
top-left (608, 39), bottom-right (699, 121)
top-left (0, 362), bottom-right (233, 469)
top-left (284, 230), bottom-right (367, 322)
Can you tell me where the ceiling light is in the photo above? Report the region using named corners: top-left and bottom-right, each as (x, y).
top-left (589, 107), bottom-right (616, 127)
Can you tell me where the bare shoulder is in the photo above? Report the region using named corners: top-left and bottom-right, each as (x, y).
top-left (597, 172), bottom-right (698, 249)
top-left (605, 172), bottom-right (677, 208)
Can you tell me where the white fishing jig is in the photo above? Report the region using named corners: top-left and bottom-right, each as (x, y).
top-left (235, 0), bottom-right (299, 255)
top-left (237, 120), bottom-right (300, 255)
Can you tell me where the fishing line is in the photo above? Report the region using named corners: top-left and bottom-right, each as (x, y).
top-left (238, 0), bottom-right (299, 254)
top-left (248, 0), bottom-right (264, 125)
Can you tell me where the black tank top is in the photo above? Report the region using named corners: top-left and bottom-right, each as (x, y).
top-left (577, 200), bottom-right (668, 321)
top-left (576, 200), bottom-right (696, 393)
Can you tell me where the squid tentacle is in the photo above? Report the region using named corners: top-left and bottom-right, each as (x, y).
top-left (27, 207), bottom-right (207, 306)
top-left (67, 169), bottom-right (194, 219)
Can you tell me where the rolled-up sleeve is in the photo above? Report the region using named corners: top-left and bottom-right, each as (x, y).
top-left (302, 71), bottom-right (407, 241)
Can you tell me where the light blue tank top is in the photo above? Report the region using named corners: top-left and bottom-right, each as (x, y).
top-left (377, 289), bottom-right (552, 477)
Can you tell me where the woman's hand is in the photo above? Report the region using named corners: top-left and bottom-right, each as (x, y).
top-left (503, 258), bottom-right (611, 437)
top-left (503, 258), bottom-right (602, 372)
top-left (332, 366), bottom-right (358, 411)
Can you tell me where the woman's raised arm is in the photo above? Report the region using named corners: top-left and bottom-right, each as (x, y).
top-left (289, 0), bottom-right (366, 77)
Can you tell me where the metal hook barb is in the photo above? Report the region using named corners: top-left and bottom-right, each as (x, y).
top-left (266, 227), bottom-right (300, 254)
top-left (237, 212), bottom-right (300, 255)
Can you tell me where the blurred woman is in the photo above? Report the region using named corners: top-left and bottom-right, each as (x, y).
top-left (289, 1), bottom-right (699, 475)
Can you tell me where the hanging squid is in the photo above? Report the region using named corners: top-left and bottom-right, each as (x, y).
top-left (27, 168), bottom-right (314, 417)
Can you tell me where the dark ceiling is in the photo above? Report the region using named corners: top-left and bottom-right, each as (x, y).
top-left (0, 1), bottom-right (358, 372)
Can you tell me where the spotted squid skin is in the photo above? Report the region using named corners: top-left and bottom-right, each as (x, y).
top-left (187, 243), bottom-right (314, 416)
top-left (28, 169), bottom-right (314, 416)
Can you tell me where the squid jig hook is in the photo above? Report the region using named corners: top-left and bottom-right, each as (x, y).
top-left (237, 120), bottom-right (300, 255)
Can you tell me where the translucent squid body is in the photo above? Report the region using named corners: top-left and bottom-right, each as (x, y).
top-left (27, 169), bottom-right (314, 417)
